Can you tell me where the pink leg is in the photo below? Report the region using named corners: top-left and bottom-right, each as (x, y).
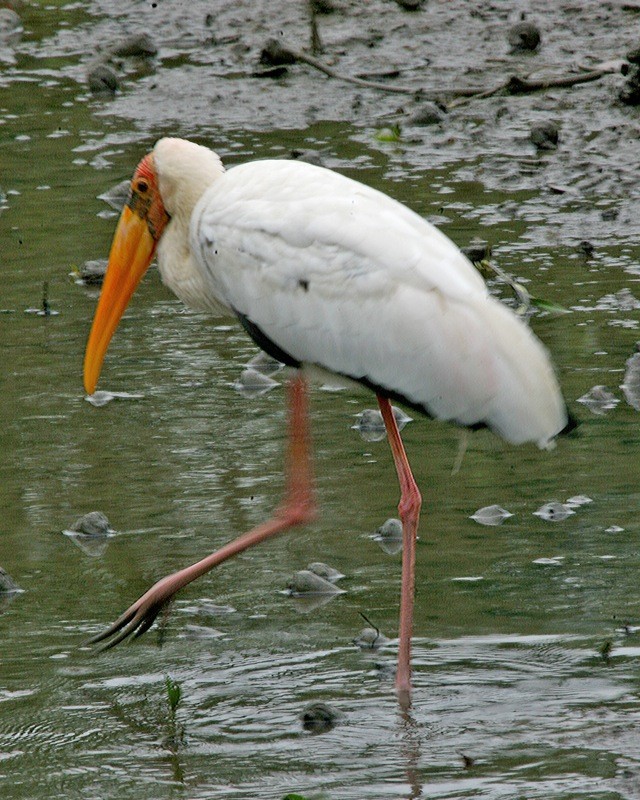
top-left (90, 373), bottom-right (316, 648)
top-left (377, 396), bottom-right (422, 706)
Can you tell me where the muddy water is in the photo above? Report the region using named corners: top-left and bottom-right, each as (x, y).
top-left (3, 2), bottom-right (640, 798)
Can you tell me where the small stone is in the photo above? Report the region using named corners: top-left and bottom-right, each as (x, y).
top-left (98, 179), bottom-right (130, 211)
top-left (533, 502), bottom-right (575, 522)
top-left (0, 8), bottom-right (22, 45)
top-left (470, 505), bottom-right (513, 526)
top-left (234, 367), bottom-right (280, 397)
top-left (462, 238), bottom-right (491, 263)
top-left (372, 518), bottom-right (403, 555)
top-left (307, 562), bottom-right (344, 583)
top-left (565, 495), bottom-right (593, 508)
top-left (353, 626), bottom-right (389, 649)
top-left (87, 63), bottom-right (119, 95)
top-left (577, 385), bottom-right (619, 416)
top-left (106, 33), bottom-right (157, 59)
top-left (352, 406), bottom-right (411, 442)
top-left (69, 511), bottom-right (112, 537)
top-left (286, 570), bottom-right (343, 596)
top-left (289, 148), bottom-right (326, 166)
top-left (246, 351), bottom-right (283, 376)
top-left (408, 101), bottom-right (446, 126)
top-left (530, 121), bottom-right (559, 150)
top-left (0, 567), bottom-right (20, 593)
top-left (259, 39), bottom-right (297, 67)
top-left (508, 20), bottom-right (541, 52)
top-left (78, 259), bottom-right (108, 286)
top-left (622, 348), bottom-right (640, 410)
top-left (301, 702), bottom-right (340, 733)
top-left (626, 44), bottom-right (640, 65)
top-left (578, 240), bottom-right (595, 257)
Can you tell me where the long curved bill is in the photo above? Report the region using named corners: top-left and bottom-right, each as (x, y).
top-left (83, 205), bottom-right (157, 396)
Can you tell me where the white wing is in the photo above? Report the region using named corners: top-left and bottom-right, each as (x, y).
top-left (190, 159), bottom-right (567, 447)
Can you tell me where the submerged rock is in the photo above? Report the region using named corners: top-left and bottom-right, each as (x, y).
top-left (530, 121), bottom-right (559, 150)
top-left (353, 626), bottom-right (389, 649)
top-left (0, 567), bottom-right (20, 593)
top-left (76, 259), bottom-right (108, 286)
top-left (577, 385), bottom-right (618, 416)
top-left (286, 569), bottom-right (343, 596)
top-left (0, 8), bottom-right (22, 46)
top-left (301, 702), bottom-right (340, 734)
top-left (352, 406), bottom-right (412, 442)
top-left (105, 33), bottom-right (158, 59)
top-left (462, 238), bottom-right (491, 264)
top-left (508, 20), bottom-right (541, 52)
top-left (470, 505), bottom-right (513, 526)
top-left (372, 518), bottom-right (403, 555)
top-left (306, 562), bottom-right (344, 583)
top-left (533, 502), bottom-right (575, 522)
top-left (98, 179), bottom-right (130, 212)
top-left (408, 101), bottom-right (446, 126)
top-left (233, 367), bottom-right (280, 397)
top-left (246, 350), bottom-right (283, 376)
top-left (622, 347), bottom-right (640, 410)
top-left (87, 63), bottom-right (119, 95)
top-left (68, 511), bottom-right (112, 537)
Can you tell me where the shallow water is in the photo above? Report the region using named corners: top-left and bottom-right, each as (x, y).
top-left (3, 2), bottom-right (640, 798)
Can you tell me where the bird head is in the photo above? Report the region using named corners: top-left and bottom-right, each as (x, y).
top-left (83, 151), bottom-right (170, 395)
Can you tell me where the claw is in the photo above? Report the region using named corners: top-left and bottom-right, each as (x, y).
top-left (86, 596), bottom-right (165, 651)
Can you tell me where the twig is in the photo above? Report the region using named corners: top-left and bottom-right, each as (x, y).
top-left (260, 39), bottom-right (418, 94)
top-left (449, 66), bottom-right (615, 108)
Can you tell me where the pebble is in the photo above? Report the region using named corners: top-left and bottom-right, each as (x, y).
top-left (98, 179), bottom-right (130, 211)
top-left (353, 626), bottom-right (389, 649)
top-left (462, 238), bottom-right (491, 263)
top-left (533, 502), bottom-right (575, 522)
top-left (0, 567), bottom-right (20, 593)
top-left (300, 702), bottom-right (340, 734)
top-left (621, 348), bottom-right (640, 410)
top-left (77, 259), bottom-right (108, 286)
top-left (372, 518), bottom-right (403, 555)
top-left (407, 101), bottom-right (446, 126)
top-left (87, 63), bottom-right (119, 95)
top-left (286, 570), bottom-right (343, 596)
top-left (246, 351), bottom-right (283, 376)
top-left (508, 20), bottom-right (541, 52)
top-left (306, 562), bottom-right (344, 582)
top-left (233, 367), bottom-right (280, 396)
top-left (105, 33), bottom-right (158, 59)
top-left (577, 385), bottom-right (618, 416)
top-left (470, 505), bottom-right (513, 526)
top-left (68, 511), bottom-right (112, 537)
top-left (0, 8), bottom-right (22, 45)
top-left (352, 406), bottom-right (412, 442)
top-left (530, 121), bottom-right (559, 150)
top-left (289, 148), bottom-right (326, 166)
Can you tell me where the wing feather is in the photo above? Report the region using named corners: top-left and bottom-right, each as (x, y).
top-left (190, 159), bottom-right (566, 446)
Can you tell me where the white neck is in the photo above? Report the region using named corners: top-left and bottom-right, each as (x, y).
top-left (153, 138), bottom-right (227, 313)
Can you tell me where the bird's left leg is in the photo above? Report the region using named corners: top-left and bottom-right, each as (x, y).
top-left (377, 396), bottom-right (422, 706)
top-left (88, 372), bottom-right (316, 649)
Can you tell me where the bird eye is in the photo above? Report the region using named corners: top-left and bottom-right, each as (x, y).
top-left (136, 179), bottom-right (149, 193)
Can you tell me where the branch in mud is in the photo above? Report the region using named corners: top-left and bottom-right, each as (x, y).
top-left (258, 39), bottom-right (418, 95)
top-left (259, 39), bottom-right (623, 108)
top-left (448, 65), bottom-right (621, 108)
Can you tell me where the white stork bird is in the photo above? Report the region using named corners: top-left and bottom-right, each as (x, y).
top-left (84, 137), bottom-right (571, 704)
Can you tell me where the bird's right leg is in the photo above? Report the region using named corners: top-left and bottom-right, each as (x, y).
top-left (377, 396), bottom-right (422, 707)
top-left (88, 372), bottom-right (316, 649)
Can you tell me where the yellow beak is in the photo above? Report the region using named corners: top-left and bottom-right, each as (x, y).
top-left (83, 205), bottom-right (157, 395)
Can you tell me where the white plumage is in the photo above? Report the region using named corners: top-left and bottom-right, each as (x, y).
top-left (150, 139), bottom-right (567, 448)
top-left (84, 138), bottom-right (570, 695)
